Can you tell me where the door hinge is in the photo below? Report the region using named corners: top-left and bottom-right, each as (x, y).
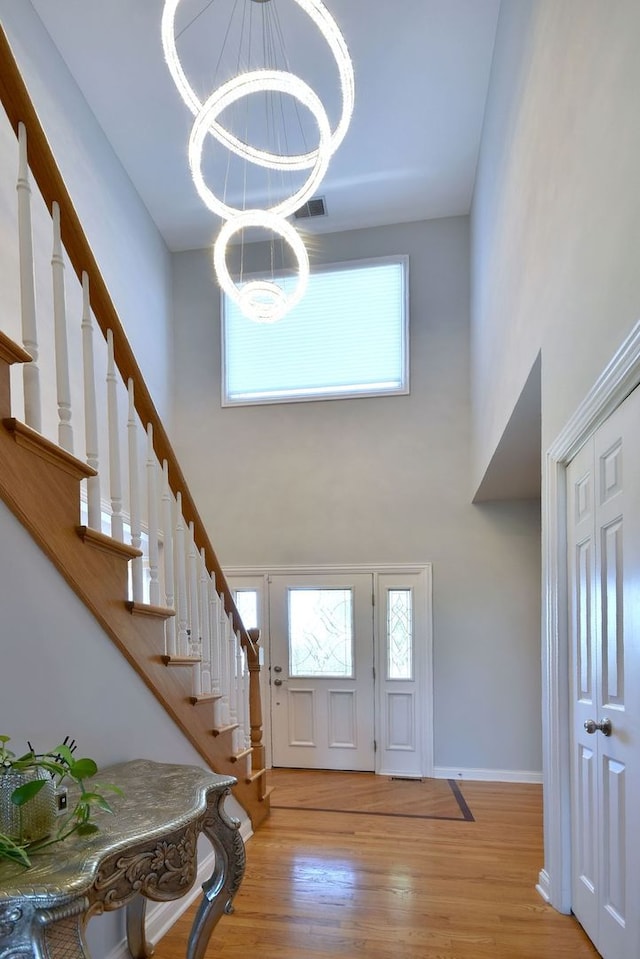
top-left (372, 592), bottom-right (375, 606)
top-left (374, 740), bottom-right (377, 753)
top-left (372, 665), bottom-right (376, 682)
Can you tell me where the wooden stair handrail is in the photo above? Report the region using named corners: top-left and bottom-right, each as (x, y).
top-left (0, 25), bottom-right (252, 651)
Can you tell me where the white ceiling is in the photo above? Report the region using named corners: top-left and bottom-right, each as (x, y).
top-left (31, 0), bottom-right (501, 253)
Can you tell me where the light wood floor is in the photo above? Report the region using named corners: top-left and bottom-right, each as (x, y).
top-left (154, 770), bottom-right (599, 959)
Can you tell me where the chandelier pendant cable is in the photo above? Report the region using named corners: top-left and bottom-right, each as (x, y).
top-left (162, 0), bottom-right (354, 323)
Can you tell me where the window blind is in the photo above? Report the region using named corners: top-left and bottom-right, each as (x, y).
top-left (222, 256), bottom-right (409, 405)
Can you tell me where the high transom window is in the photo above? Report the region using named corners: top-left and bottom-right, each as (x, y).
top-left (222, 256), bottom-right (409, 406)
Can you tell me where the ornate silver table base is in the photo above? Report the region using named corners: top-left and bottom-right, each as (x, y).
top-left (0, 760), bottom-right (245, 959)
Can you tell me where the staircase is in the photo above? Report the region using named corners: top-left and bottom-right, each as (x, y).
top-left (0, 27), bottom-right (269, 829)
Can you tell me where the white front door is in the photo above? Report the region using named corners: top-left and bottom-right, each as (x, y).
top-left (567, 386), bottom-right (640, 959)
top-left (269, 573), bottom-right (375, 770)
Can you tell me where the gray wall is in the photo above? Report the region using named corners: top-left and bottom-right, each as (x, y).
top-left (471, 0), bottom-right (640, 485)
top-left (470, 0), bottom-right (640, 906)
top-left (171, 217), bottom-right (542, 774)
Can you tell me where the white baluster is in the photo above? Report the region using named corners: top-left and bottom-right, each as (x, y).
top-left (209, 576), bottom-right (221, 697)
top-left (187, 524), bottom-right (200, 653)
top-left (16, 123), bottom-right (41, 431)
top-left (174, 492), bottom-right (189, 657)
top-left (51, 202), bottom-right (73, 452)
top-left (162, 461), bottom-right (176, 657)
top-left (209, 579), bottom-right (224, 728)
top-left (81, 273), bottom-right (101, 529)
top-left (106, 330), bottom-right (123, 541)
top-left (218, 596), bottom-right (231, 726)
top-left (243, 647), bottom-right (251, 750)
top-left (127, 380), bottom-right (143, 603)
top-left (228, 613), bottom-right (238, 732)
top-left (235, 631), bottom-right (246, 754)
top-left (146, 423), bottom-right (160, 606)
top-left (199, 549), bottom-right (212, 695)
top-left (188, 522), bottom-right (202, 697)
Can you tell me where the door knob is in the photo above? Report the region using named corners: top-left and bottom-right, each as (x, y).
top-left (273, 666), bottom-right (282, 673)
top-left (274, 678), bottom-right (283, 686)
top-left (584, 718), bottom-right (612, 736)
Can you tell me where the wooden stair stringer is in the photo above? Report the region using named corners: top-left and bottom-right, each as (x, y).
top-left (0, 413), bottom-right (269, 828)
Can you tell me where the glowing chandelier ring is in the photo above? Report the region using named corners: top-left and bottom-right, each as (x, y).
top-left (162, 0), bottom-right (355, 171)
top-left (213, 210), bottom-right (310, 324)
top-left (188, 70), bottom-right (333, 221)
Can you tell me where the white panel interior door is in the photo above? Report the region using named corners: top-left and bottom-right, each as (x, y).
top-left (269, 573), bottom-right (375, 770)
top-left (567, 386), bottom-right (640, 959)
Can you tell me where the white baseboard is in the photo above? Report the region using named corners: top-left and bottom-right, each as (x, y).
top-left (434, 766), bottom-right (543, 784)
top-left (536, 868), bottom-right (551, 903)
top-left (104, 818), bottom-right (253, 959)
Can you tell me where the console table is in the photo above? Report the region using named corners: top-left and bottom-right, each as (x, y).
top-left (0, 760), bottom-right (245, 959)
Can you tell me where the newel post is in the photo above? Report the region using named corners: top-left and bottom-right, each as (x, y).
top-left (245, 628), bottom-right (266, 784)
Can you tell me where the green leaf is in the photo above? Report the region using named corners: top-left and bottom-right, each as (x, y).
top-left (0, 834), bottom-right (31, 868)
top-left (11, 778), bottom-right (48, 805)
top-left (0, 735), bottom-right (11, 744)
top-left (48, 745), bottom-right (74, 766)
top-left (33, 759), bottom-right (68, 779)
top-left (92, 795), bottom-right (114, 814)
top-left (94, 782), bottom-right (124, 796)
top-left (69, 758), bottom-right (98, 780)
top-left (76, 823), bottom-right (99, 836)
top-left (73, 802), bottom-right (91, 823)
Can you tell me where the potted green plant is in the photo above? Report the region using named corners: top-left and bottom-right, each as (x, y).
top-left (0, 735), bottom-right (122, 868)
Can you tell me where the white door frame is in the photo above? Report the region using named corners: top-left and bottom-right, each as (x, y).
top-left (225, 563), bottom-right (433, 778)
top-left (540, 318), bottom-right (640, 913)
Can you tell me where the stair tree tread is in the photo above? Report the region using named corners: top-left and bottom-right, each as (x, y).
top-left (77, 525), bottom-right (142, 559)
top-left (212, 723), bottom-right (239, 737)
top-left (126, 601), bottom-right (176, 619)
top-left (0, 331), bottom-right (32, 365)
top-left (162, 655), bottom-right (202, 666)
top-left (246, 767), bottom-right (267, 784)
top-left (190, 693), bottom-right (223, 705)
top-left (4, 419), bottom-right (96, 479)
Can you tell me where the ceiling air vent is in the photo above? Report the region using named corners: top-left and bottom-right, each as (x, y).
top-left (294, 196), bottom-right (327, 219)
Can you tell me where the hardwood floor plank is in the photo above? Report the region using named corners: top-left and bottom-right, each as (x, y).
top-left (154, 772), bottom-right (598, 959)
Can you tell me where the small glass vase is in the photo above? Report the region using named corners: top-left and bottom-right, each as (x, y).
top-left (0, 768), bottom-right (57, 844)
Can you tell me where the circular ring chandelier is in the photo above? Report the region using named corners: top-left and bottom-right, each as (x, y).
top-left (162, 0), bottom-right (354, 323)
